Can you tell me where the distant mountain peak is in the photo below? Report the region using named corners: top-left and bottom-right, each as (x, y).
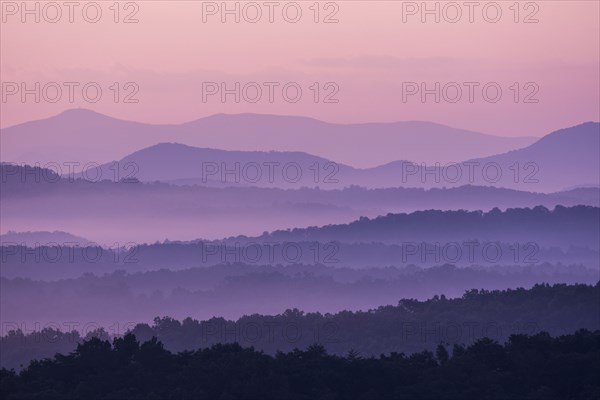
top-left (58, 108), bottom-right (102, 116)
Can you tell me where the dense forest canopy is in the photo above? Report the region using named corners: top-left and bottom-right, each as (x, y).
top-left (3, 282), bottom-right (598, 371)
top-left (1, 329), bottom-right (599, 399)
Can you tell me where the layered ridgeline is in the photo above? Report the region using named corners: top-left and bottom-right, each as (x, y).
top-left (2, 262), bottom-right (598, 329)
top-left (1, 163), bottom-right (598, 244)
top-left (1, 283), bottom-right (598, 373)
top-left (3, 211), bottom-right (598, 324)
top-left (1, 111), bottom-right (598, 192)
top-left (0, 109), bottom-right (536, 168)
top-left (1, 203), bottom-right (598, 278)
top-left (3, 172), bottom-right (597, 326)
top-left (82, 121), bottom-right (599, 192)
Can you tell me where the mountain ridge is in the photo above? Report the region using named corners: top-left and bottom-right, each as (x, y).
top-left (80, 121), bottom-right (600, 192)
top-left (1, 109), bottom-right (538, 168)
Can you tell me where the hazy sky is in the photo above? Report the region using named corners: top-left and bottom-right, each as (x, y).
top-left (1, 0), bottom-right (599, 135)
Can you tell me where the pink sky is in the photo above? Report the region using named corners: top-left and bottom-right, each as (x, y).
top-left (1, 1), bottom-right (599, 135)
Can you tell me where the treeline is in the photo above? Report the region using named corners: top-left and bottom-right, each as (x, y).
top-left (1, 329), bottom-right (599, 399)
top-left (3, 165), bottom-right (599, 238)
top-left (2, 240), bottom-right (598, 280)
top-left (1, 267), bottom-right (598, 347)
top-left (2, 282), bottom-right (598, 371)
top-left (261, 205), bottom-right (600, 247)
